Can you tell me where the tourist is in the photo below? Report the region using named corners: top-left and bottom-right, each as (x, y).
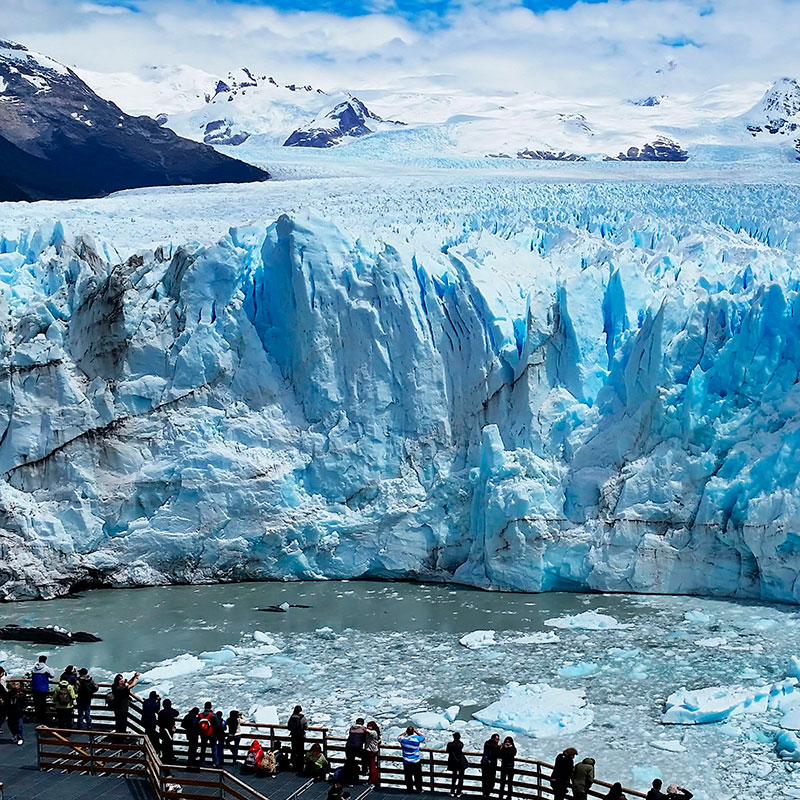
top-left (76, 667), bottom-right (98, 730)
top-left (446, 731), bottom-right (468, 797)
top-left (606, 782), bottom-right (626, 800)
top-left (158, 699), bottom-right (180, 764)
top-left (31, 655), bottom-right (56, 724)
top-left (0, 668), bottom-right (7, 729)
top-left (498, 736), bottom-right (516, 800)
top-left (398, 725), bottom-right (425, 793)
top-left (666, 786), bottom-right (693, 800)
top-left (52, 675), bottom-right (77, 729)
top-left (60, 665), bottom-right (78, 685)
top-left (550, 747), bottom-right (577, 800)
top-left (142, 691), bottom-right (162, 754)
top-left (226, 709), bottom-right (244, 764)
top-left (480, 733), bottom-right (501, 800)
top-left (288, 704), bottom-right (308, 770)
top-left (304, 742), bottom-right (330, 781)
top-left (571, 757), bottom-right (596, 800)
top-left (364, 720), bottom-right (381, 785)
top-left (345, 717), bottom-right (368, 779)
top-left (182, 706), bottom-right (200, 765)
top-left (214, 710), bottom-right (227, 765)
top-left (0, 665), bottom-right (7, 690)
top-left (111, 672), bottom-right (140, 733)
top-left (197, 702), bottom-right (217, 765)
top-left (328, 782), bottom-right (350, 800)
top-left (6, 681), bottom-right (26, 745)
top-left (646, 779), bottom-right (667, 800)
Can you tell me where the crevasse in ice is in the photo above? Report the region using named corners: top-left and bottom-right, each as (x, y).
top-left (2, 178), bottom-right (800, 600)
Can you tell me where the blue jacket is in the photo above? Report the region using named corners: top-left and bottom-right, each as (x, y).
top-left (31, 662), bottom-right (55, 693)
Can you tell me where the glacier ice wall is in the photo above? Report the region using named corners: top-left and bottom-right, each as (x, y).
top-left (3, 180), bottom-right (800, 601)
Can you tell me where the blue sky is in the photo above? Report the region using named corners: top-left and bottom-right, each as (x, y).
top-left (3, 0), bottom-right (796, 99)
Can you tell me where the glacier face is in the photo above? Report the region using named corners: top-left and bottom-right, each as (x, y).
top-left (2, 176), bottom-right (800, 601)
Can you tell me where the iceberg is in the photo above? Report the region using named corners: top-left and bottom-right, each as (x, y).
top-left (545, 611), bottom-right (630, 631)
top-left (3, 175), bottom-right (800, 603)
top-left (473, 682), bottom-right (594, 737)
top-left (459, 630), bottom-right (497, 649)
top-left (139, 654), bottom-right (205, 683)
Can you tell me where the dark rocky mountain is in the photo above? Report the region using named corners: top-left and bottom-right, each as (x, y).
top-left (284, 97), bottom-right (403, 148)
top-left (0, 41), bottom-right (268, 202)
top-left (517, 148), bottom-right (585, 161)
top-left (609, 137), bottom-right (689, 162)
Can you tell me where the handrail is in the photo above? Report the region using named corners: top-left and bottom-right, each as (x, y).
top-left (23, 677), bottom-right (647, 799)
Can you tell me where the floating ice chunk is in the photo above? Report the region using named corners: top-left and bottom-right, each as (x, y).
top-left (544, 611), bottom-right (631, 631)
top-left (650, 739), bottom-right (686, 753)
top-left (199, 647), bottom-right (237, 665)
top-left (777, 730), bottom-right (800, 761)
top-left (315, 627), bottom-right (336, 639)
top-left (444, 705), bottom-right (460, 722)
top-left (251, 704), bottom-right (280, 725)
top-left (139, 654), bottom-right (205, 683)
top-left (684, 610), bottom-right (712, 625)
top-left (251, 631), bottom-right (281, 654)
top-left (663, 678), bottom-right (799, 724)
top-left (473, 682), bottom-right (593, 738)
top-left (0, 650), bottom-right (7, 663)
top-left (410, 711), bottom-right (452, 730)
top-left (789, 656), bottom-right (800, 681)
top-left (511, 632), bottom-right (560, 644)
top-left (248, 665), bottom-right (274, 679)
top-left (608, 648), bottom-right (640, 660)
top-left (558, 662), bottom-right (598, 678)
top-left (279, 602), bottom-right (291, 611)
top-left (696, 637), bottom-right (728, 647)
top-left (631, 765), bottom-right (662, 786)
top-left (460, 630), bottom-right (496, 649)
top-left (222, 603), bottom-right (235, 609)
top-left (253, 631), bottom-right (275, 644)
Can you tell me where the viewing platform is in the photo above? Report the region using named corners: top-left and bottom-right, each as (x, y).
top-left (0, 681), bottom-right (647, 800)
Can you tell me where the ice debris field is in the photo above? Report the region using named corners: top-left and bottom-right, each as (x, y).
top-left (3, 164), bottom-right (800, 603)
top-left (5, 585), bottom-right (800, 799)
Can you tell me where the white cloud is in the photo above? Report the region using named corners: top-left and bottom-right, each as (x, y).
top-left (1, 0), bottom-right (799, 99)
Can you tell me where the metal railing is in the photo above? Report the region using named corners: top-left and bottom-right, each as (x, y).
top-left (24, 679), bottom-right (646, 799)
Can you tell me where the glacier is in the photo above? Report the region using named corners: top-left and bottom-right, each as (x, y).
top-left (3, 174), bottom-right (800, 600)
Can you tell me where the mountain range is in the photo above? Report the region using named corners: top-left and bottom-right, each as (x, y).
top-left (0, 41), bottom-right (268, 202)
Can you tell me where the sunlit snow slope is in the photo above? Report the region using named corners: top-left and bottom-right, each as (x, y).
top-left (2, 173), bottom-right (800, 601)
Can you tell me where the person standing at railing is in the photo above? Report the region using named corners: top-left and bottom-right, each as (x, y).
top-left (480, 733), bottom-right (501, 800)
top-left (30, 655), bottom-right (55, 724)
top-left (226, 709), bottom-right (244, 764)
top-left (60, 665), bottom-right (78, 686)
top-left (498, 736), bottom-right (516, 800)
top-left (446, 731), bottom-right (468, 797)
top-left (0, 667), bottom-right (7, 730)
top-left (6, 680), bottom-right (26, 746)
top-left (76, 668), bottom-right (98, 730)
top-left (181, 706), bottom-right (200, 765)
top-left (213, 710), bottom-right (227, 765)
top-left (110, 672), bottom-right (140, 733)
top-left (52, 676), bottom-right (77, 729)
top-left (364, 720), bottom-right (381, 785)
top-left (142, 691), bottom-right (162, 754)
top-left (158, 699), bottom-right (180, 764)
top-left (571, 757), bottom-right (596, 800)
top-left (550, 747), bottom-right (577, 800)
top-left (606, 781), bottom-right (627, 799)
top-left (288, 704), bottom-right (308, 770)
top-left (197, 701), bottom-right (217, 765)
top-left (345, 717), bottom-right (368, 780)
top-left (398, 725), bottom-right (425, 794)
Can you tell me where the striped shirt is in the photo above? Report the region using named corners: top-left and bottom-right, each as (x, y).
top-left (398, 733), bottom-right (425, 763)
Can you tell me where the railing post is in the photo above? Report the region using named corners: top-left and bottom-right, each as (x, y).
top-left (322, 728), bottom-right (328, 758)
top-left (429, 749), bottom-right (435, 792)
top-left (536, 762), bottom-right (542, 799)
top-left (90, 732), bottom-right (95, 775)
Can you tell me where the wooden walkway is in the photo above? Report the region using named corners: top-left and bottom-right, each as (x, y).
top-left (4, 680), bottom-right (646, 800)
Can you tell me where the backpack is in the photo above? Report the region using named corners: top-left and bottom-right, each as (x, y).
top-left (105, 691), bottom-right (114, 708)
top-left (245, 741), bottom-right (264, 769)
top-left (198, 713), bottom-right (214, 737)
top-left (56, 682), bottom-right (72, 706)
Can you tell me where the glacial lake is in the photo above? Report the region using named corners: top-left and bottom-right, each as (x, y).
top-left (3, 580), bottom-right (800, 800)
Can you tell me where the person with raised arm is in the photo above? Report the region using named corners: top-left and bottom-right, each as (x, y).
top-left (398, 725), bottom-right (426, 793)
top-left (480, 733), bottom-right (501, 800)
top-left (111, 672), bottom-right (140, 733)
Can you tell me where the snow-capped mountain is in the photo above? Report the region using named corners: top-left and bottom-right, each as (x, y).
top-left (0, 41), bottom-right (267, 202)
top-left (744, 78), bottom-right (800, 153)
top-left (284, 97), bottom-right (404, 147)
top-left (77, 57), bottom-right (800, 162)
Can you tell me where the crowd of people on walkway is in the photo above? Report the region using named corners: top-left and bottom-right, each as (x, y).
top-left (5, 656), bottom-right (695, 800)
